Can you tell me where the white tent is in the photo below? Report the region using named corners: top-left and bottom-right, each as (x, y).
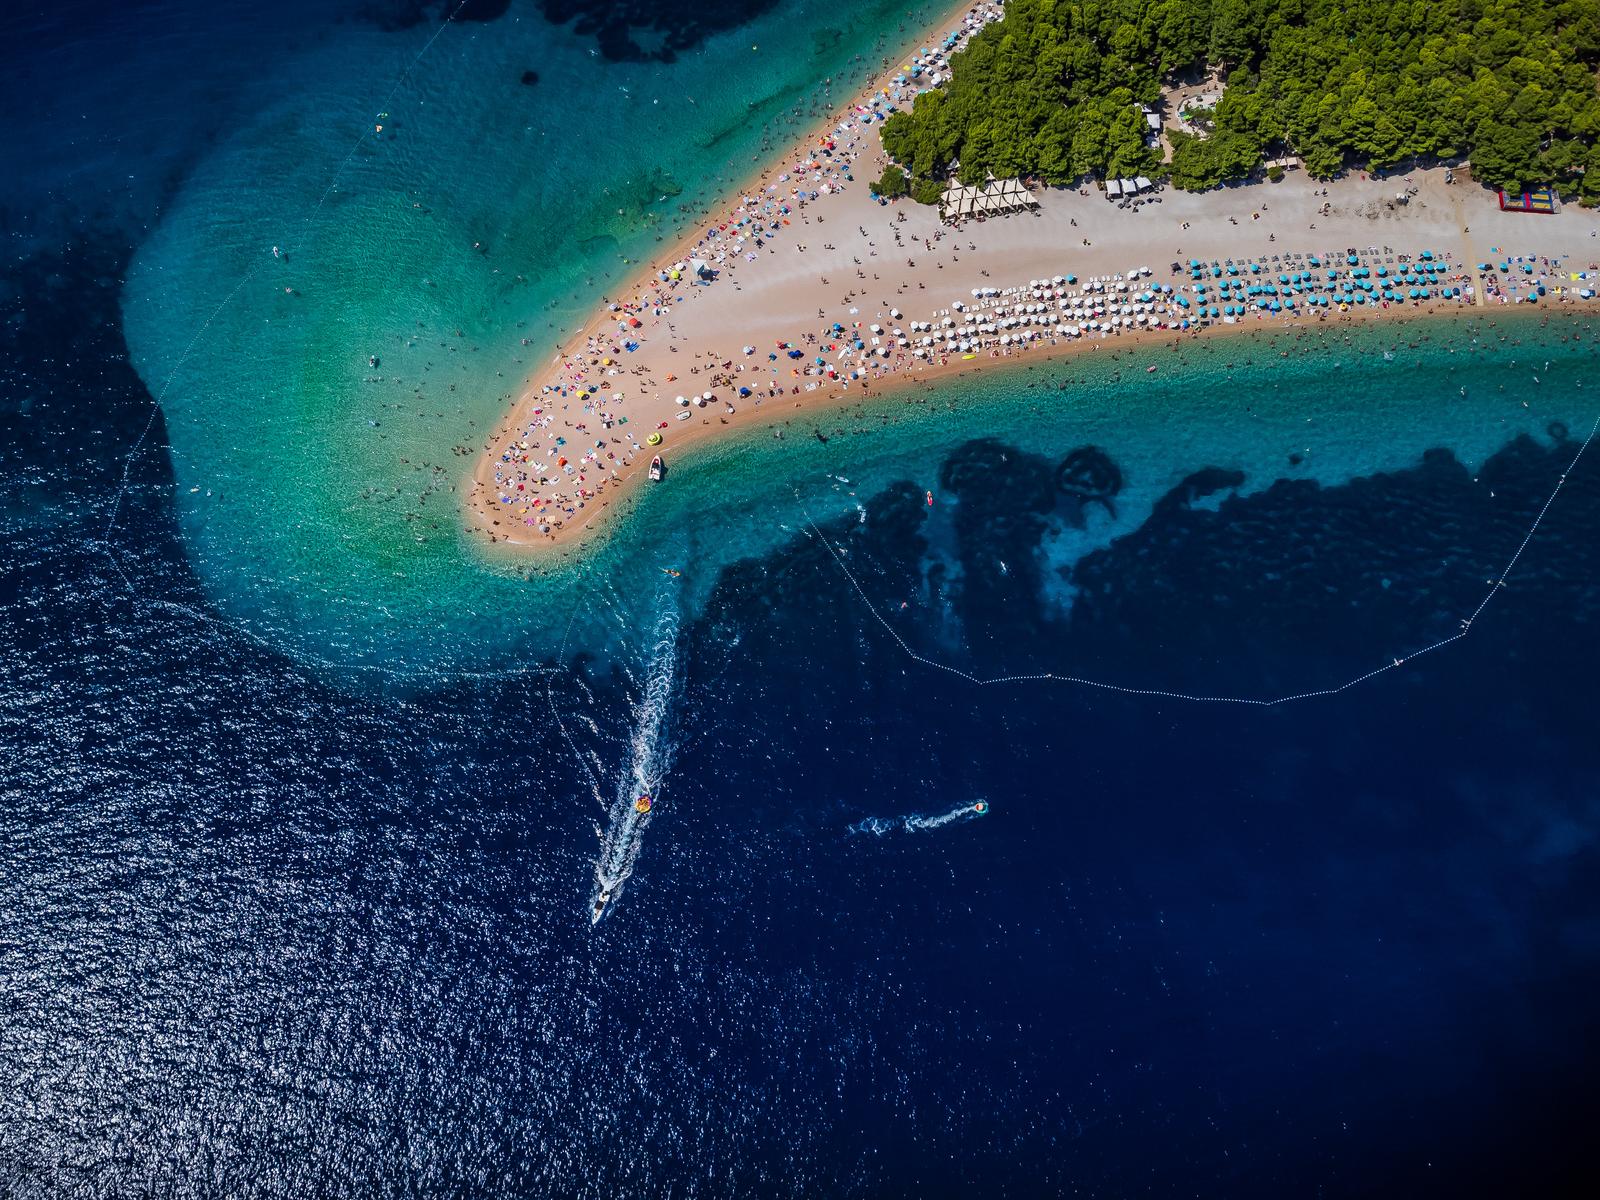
top-left (940, 177), bottom-right (1039, 223)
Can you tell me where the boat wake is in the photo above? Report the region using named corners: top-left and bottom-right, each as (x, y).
top-left (849, 799), bottom-right (989, 837)
top-left (590, 604), bottom-right (680, 925)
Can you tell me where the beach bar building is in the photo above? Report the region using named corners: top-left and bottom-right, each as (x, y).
top-left (939, 178), bottom-right (1039, 223)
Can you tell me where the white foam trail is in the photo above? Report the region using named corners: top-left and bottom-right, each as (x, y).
top-left (589, 603), bottom-right (680, 924)
top-left (849, 800), bottom-right (989, 836)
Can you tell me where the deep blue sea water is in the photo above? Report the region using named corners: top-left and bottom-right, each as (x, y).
top-left (5, 3), bottom-right (1600, 1197)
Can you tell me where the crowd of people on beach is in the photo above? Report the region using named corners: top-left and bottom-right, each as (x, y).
top-left (483, 6), bottom-right (1011, 535)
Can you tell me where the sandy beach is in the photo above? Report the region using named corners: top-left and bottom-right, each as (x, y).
top-left (468, 6), bottom-right (1600, 557)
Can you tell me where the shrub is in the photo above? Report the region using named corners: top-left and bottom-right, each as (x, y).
top-left (873, 166), bottom-right (910, 199)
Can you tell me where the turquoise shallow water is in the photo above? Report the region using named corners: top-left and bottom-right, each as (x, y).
top-left (120, 0), bottom-right (955, 678)
top-left (119, 10), bottom-right (1598, 684)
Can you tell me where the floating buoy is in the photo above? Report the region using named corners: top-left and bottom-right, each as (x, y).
top-left (634, 795), bottom-right (652, 814)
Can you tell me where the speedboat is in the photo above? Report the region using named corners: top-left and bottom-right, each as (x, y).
top-left (591, 888), bottom-right (612, 924)
top-left (649, 455), bottom-right (664, 481)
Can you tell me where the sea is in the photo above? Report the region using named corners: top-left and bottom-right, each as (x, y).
top-left (3, 1), bottom-right (1599, 1196)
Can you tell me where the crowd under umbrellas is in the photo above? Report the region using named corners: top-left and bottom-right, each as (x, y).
top-left (883, 2), bottom-right (1007, 106)
top-left (755, 241), bottom-right (1600, 394)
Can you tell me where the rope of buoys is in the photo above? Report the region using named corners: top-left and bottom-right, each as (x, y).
top-left (801, 405), bottom-right (1600, 708)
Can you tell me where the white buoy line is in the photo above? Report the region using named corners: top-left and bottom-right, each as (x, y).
top-left (802, 409), bottom-right (1600, 707)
